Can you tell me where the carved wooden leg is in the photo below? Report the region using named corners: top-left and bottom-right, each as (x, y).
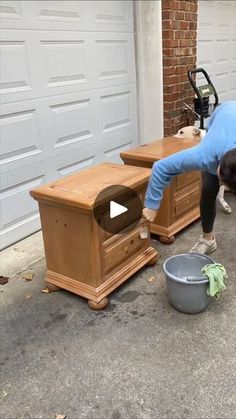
top-left (45, 281), bottom-right (60, 292)
top-left (159, 235), bottom-right (175, 244)
top-left (88, 297), bottom-right (109, 310)
top-left (146, 254), bottom-right (159, 266)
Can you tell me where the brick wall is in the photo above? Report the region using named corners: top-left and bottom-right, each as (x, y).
top-left (162, 0), bottom-right (198, 136)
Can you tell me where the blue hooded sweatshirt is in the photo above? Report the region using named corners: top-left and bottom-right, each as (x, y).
top-left (144, 101), bottom-right (236, 210)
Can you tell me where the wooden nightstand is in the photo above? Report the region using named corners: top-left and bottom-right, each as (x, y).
top-left (120, 137), bottom-right (201, 244)
top-left (30, 163), bottom-right (158, 309)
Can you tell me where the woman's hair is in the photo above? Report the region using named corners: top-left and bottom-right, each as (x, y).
top-left (220, 148), bottom-right (236, 191)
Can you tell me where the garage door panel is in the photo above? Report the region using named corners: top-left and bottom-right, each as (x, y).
top-left (53, 147), bottom-right (97, 178)
top-left (40, 36), bottom-right (90, 92)
top-left (0, 1), bottom-right (132, 32)
top-left (32, 0), bottom-right (84, 23)
top-left (197, 1), bottom-right (236, 102)
top-left (0, 99), bottom-right (51, 174)
top-left (198, 1), bottom-right (235, 34)
top-left (0, 162), bottom-right (46, 247)
top-left (0, 30), bottom-right (93, 103)
top-left (1, 30), bottom-right (135, 104)
top-left (94, 33), bottom-right (135, 87)
top-left (0, 0), bottom-right (86, 31)
top-left (0, 107), bottom-right (43, 171)
top-left (0, 35), bottom-right (33, 103)
top-left (89, 0), bottom-right (133, 32)
top-left (50, 93), bottom-right (99, 156)
top-left (100, 84), bottom-right (137, 141)
top-left (0, 1), bottom-right (22, 21)
top-left (102, 131), bottom-right (138, 164)
top-left (0, 85), bottom-right (137, 175)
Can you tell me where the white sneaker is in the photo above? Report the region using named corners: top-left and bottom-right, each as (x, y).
top-left (189, 235), bottom-right (217, 254)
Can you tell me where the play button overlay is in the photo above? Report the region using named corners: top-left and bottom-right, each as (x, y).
top-left (93, 185), bottom-right (143, 235)
top-left (110, 200), bottom-right (128, 218)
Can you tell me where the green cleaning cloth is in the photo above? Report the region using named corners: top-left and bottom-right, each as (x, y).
top-left (201, 263), bottom-right (227, 299)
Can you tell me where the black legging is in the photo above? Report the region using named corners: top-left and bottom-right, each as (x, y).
top-left (200, 171), bottom-right (220, 233)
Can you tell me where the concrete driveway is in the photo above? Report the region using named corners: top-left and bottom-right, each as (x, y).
top-left (1, 195), bottom-right (236, 419)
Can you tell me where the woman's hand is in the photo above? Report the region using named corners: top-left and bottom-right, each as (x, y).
top-left (142, 208), bottom-right (157, 222)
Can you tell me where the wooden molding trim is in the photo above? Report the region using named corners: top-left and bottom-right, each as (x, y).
top-left (46, 246), bottom-right (158, 303)
top-left (151, 207), bottom-right (200, 237)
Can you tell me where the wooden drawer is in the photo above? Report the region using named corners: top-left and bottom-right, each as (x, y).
top-left (176, 171), bottom-right (200, 192)
top-left (174, 186), bottom-right (200, 219)
top-left (103, 224), bottom-right (148, 274)
top-left (101, 192), bottom-right (144, 241)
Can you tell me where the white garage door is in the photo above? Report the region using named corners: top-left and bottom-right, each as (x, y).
top-left (0, 1), bottom-right (138, 250)
top-left (197, 0), bottom-right (236, 102)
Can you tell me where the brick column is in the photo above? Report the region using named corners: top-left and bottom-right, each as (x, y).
top-left (162, 0), bottom-right (198, 136)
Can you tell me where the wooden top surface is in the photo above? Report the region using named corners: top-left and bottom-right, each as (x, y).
top-left (120, 136), bottom-right (199, 163)
top-left (30, 163), bottom-right (151, 210)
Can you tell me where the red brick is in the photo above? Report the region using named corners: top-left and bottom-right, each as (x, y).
top-left (170, 92), bottom-right (180, 101)
top-left (174, 30), bottom-right (185, 39)
top-left (163, 66), bottom-right (175, 76)
top-left (175, 48), bottom-right (189, 57)
top-left (163, 74), bottom-right (180, 85)
top-left (179, 39), bottom-right (192, 47)
top-left (175, 11), bottom-right (185, 20)
top-left (184, 30), bottom-right (196, 39)
top-left (188, 29), bottom-right (197, 39)
top-left (163, 48), bottom-right (176, 58)
top-left (162, 10), bottom-right (174, 20)
top-left (189, 21), bottom-right (197, 30)
top-left (164, 39), bottom-right (180, 48)
top-left (185, 12), bottom-right (196, 21)
top-left (169, 1), bottom-right (181, 10)
top-left (179, 20), bottom-right (190, 31)
top-left (181, 2), bottom-right (191, 11)
top-left (190, 3), bottom-right (198, 13)
top-left (179, 73), bottom-right (188, 82)
top-left (173, 83), bottom-right (182, 93)
top-left (163, 29), bottom-right (175, 40)
top-left (163, 85), bottom-right (175, 94)
top-left (186, 56), bottom-right (196, 65)
top-left (163, 102), bottom-right (174, 112)
top-left (174, 65), bottom-right (185, 75)
top-left (163, 57), bottom-right (181, 67)
top-left (174, 20), bottom-right (180, 30)
top-left (162, 20), bottom-right (172, 30)
top-left (162, 0), bottom-right (171, 11)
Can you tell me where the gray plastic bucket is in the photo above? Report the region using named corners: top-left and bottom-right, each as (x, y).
top-left (163, 253), bottom-right (214, 314)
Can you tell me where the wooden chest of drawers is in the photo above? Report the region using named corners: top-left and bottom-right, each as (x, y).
top-left (30, 163), bottom-right (158, 309)
top-left (120, 137), bottom-right (201, 244)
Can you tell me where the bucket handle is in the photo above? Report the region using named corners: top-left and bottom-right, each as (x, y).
top-left (185, 276), bottom-right (208, 283)
top-left (185, 253), bottom-right (214, 283)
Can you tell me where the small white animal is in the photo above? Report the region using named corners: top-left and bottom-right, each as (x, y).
top-left (174, 126), bottom-right (232, 214)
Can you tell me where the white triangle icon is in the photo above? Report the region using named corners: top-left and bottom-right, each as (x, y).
top-left (110, 201), bottom-right (128, 219)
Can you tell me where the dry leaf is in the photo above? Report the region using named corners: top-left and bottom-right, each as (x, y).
top-left (21, 270), bottom-right (34, 281)
top-left (0, 276), bottom-right (9, 285)
top-left (26, 294), bottom-right (32, 299)
top-left (55, 415), bottom-right (66, 419)
top-left (41, 288), bottom-right (50, 293)
top-left (147, 276), bottom-right (155, 283)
